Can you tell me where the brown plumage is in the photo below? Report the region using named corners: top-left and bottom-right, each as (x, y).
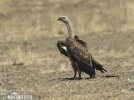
top-left (57, 16), bottom-right (107, 79)
top-left (57, 35), bottom-right (94, 78)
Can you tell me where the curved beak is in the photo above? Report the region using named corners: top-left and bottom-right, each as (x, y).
top-left (57, 17), bottom-right (61, 21)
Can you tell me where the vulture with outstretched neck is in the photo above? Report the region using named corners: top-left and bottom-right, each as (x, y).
top-left (57, 16), bottom-right (107, 79)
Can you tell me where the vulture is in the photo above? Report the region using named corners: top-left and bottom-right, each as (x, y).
top-left (57, 16), bottom-right (107, 79)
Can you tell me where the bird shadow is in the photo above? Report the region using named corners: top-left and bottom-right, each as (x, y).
top-left (102, 75), bottom-right (119, 78)
top-left (58, 77), bottom-right (81, 81)
top-left (47, 75), bottom-right (119, 83)
top-left (58, 77), bottom-right (97, 81)
top-left (47, 77), bottom-right (76, 82)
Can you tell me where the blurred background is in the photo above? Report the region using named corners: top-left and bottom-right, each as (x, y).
top-left (0, 0), bottom-right (134, 40)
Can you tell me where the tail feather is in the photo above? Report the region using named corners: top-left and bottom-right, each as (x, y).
top-left (93, 60), bottom-right (107, 73)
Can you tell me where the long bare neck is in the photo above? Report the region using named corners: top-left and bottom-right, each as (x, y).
top-left (64, 21), bottom-right (74, 38)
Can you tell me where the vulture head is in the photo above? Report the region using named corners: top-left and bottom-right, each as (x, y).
top-left (57, 16), bottom-right (74, 38)
top-left (57, 16), bottom-right (69, 23)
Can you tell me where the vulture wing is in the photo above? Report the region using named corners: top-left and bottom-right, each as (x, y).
top-left (66, 37), bottom-right (96, 76)
top-left (67, 37), bottom-right (107, 74)
top-left (69, 44), bottom-right (93, 66)
top-left (57, 35), bottom-right (87, 57)
top-left (57, 41), bottom-right (68, 57)
top-left (66, 37), bottom-right (92, 66)
top-left (74, 35), bottom-right (87, 47)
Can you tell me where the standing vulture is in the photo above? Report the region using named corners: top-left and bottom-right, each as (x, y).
top-left (57, 16), bottom-right (107, 79)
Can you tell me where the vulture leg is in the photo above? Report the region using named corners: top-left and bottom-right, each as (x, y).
top-left (73, 68), bottom-right (77, 79)
top-left (90, 74), bottom-right (95, 79)
top-left (89, 57), bottom-right (95, 78)
top-left (71, 61), bottom-right (77, 79)
top-left (78, 69), bottom-right (82, 79)
top-left (77, 64), bottom-right (81, 79)
top-left (90, 56), bottom-right (93, 67)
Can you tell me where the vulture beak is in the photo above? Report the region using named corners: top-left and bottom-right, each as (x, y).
top-left (57, 17), bottom-right (61, 21)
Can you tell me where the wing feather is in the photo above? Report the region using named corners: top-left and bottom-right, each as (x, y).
top-left (66, 37), bottom-right (93, 67)
top-left (57, 41), bottom-right (68, 57)
top-left (66, 37), bottom-right (107, 73)
top-left (74, 35), bottom-right (87, 47)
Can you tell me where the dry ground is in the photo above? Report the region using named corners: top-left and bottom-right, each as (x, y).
top-left (0, 0), bottom-right (134, 100)
top-left (0, 32), bottom-right (134, 100)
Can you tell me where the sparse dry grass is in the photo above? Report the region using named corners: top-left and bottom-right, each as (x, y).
top-left (8, 46), bottom-right (37, 65)
top-left (0, 0), bottom-right (134, 39)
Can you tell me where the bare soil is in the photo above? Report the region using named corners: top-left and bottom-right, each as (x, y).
top-left (0, 32), bottom-right (134, 100)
